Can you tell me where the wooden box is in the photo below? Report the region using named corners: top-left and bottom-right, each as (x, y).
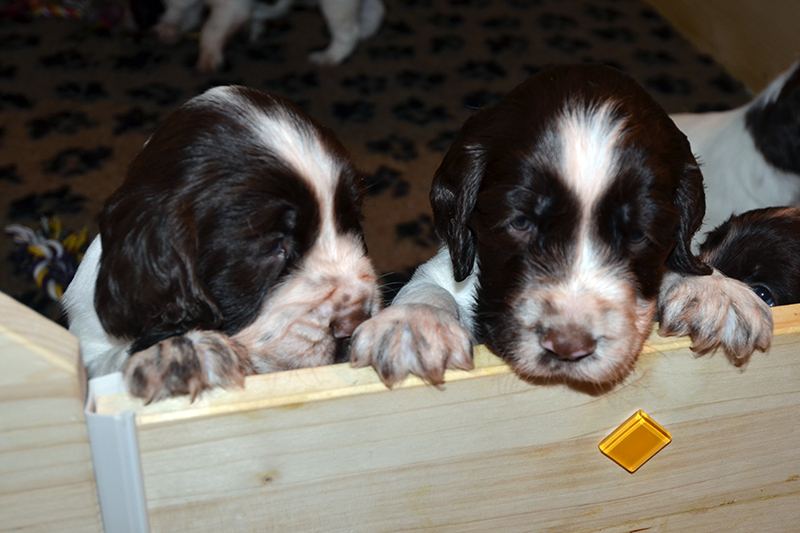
top-left (85, 304), bottom-right (800, 532)
top-left (3, 287), bottom-right (799, 532)
top-left (0, 292), bottom-right (102, 532)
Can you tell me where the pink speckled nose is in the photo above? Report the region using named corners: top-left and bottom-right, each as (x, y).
top-left (541, 326), bottom-right (596, 361)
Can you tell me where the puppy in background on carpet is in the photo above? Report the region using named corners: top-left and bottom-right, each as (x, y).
top-left (350, 64), bottom-right (773, 389)
top-left (133, 0), bottom-right (385, 72)
top-left (62, 85), bottom-right (382, 402)
top-left (671, 60), bottom-right (800, 243)
top-left (698, 206), bottom-right (800, 307)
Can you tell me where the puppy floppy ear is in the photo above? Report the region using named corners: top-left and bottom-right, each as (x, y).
top-left (94, 190), bottom-right (224, 352)
top-left (430, 113), bottom-right (491, 282)
top-left (665, 159), bottom-right (713, 276)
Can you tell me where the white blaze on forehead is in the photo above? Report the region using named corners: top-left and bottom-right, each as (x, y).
top-left (556, 101), bottom-right (627, 212)
top-left (201, 87), bottom-right (344, 239)
top-left (553, 101), bottom-right (630, 308)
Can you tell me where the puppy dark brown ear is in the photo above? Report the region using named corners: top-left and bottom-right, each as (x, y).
top-left (94, 186), bottom-right (223, 353)
top-left (430, 113), bottom-right (491, 282)
top-left (665, 159), bottom-right (713, 276)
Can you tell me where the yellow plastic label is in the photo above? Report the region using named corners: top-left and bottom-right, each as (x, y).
top-left (599, 410), bottom-right (672, 473)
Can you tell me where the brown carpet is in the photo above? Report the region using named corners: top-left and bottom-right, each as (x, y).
top-left (0, 0), bottom-right (751, 324)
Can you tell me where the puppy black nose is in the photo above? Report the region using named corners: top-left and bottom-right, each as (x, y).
top-left (331, 307), bottom-right (371, 339)
top-left (541, 327), bottom-right (596, 361)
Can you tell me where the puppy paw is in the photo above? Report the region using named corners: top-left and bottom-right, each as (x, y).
top-left (349, 304), bottom-right (474, 387)
top-left (308, 39), bottom-right (358, 65)
top-left (123, 331), bottom-right (253, 403)
top-left (308, 50), bottom-right (344, 66)
top-left (658, 271), bottom-right (773, 365)
top-left (196, 48), bottom-right (224, 73)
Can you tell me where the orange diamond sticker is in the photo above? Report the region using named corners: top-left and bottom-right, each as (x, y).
top-left (599, 410), bottom-right (672, 473)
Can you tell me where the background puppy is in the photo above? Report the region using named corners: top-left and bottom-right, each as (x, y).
top-left (698, 206), bottom-right (800, 307)
top-left (62, 85), bottom-right (382, 402)
top-left (672, 60), bottom-right (800, 242)
top-left (146, 0), bottom-right (385, 72)
top-left (351, 64), bottom-right (772, 389)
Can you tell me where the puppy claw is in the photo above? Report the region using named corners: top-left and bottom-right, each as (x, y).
top-left (350, 304), bottom-right (474, 388)
top-left (124, 331), bottom-right (253, 402)
top-left (658, 271), bottom-right (773, 366)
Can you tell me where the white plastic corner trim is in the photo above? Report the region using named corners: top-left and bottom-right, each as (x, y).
top-left (84, 373), bottom-right (150, 532)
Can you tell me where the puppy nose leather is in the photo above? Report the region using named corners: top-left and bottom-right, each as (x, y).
top-left (331, 307), bottom-right (370, 339)
top-left (541, 327), bottom-right (596, 360)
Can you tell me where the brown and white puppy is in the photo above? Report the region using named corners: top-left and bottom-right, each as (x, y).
top-left (671, 60), bottom-right (800, 243)
top-left (62, 85), bottom-right (382, 402)
top-left (149, 0), bottom-right (386, 72)
top-left (698, 206), bottom-right (800, 307)
top-left (351, 64), bottom-right (773, 389)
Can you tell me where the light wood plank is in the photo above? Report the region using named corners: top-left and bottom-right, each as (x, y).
top-left (94, 304), bottom-right (800, 532)
top-left (0, 292), bottom-right (102, 532)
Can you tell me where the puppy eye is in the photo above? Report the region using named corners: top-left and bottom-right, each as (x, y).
top-left (752, 285), bottom-right (775, 307)
top-left (265, 238), bottom-right (285, 258)
top-left (509, 216), bottom-right (533, 232)
top-left (628, 230), bottom-right (649, 251)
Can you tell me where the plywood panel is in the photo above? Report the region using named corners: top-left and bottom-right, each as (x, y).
top-left (0, 292), bottom-right (102, 532)
top-left (98, 305), bottom-right (800, 532)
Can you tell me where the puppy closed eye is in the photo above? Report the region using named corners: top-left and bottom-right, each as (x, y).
top-left (628, 230), bottom-right (650, 252)
top-left (264, 238), bottom-right (286, 258)
top-left (255, 210), bottom-right (296, 259)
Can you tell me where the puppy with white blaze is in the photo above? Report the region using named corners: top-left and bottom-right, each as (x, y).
top-left (350, 64), bottom-right (773, 388)
top-left (671, 60), bottom-right (800, 243)
top-left (62, 86), bottom-right (382, 402)
top-left (698, 206), bottom-right (800, 308)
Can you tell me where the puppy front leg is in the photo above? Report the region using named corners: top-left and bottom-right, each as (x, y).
top-left (657, 269), bottom-right (773, 365)
top-left (357, 0), bottom-right (385, 39)
top-left (309, 0), bottom-right (362, 65)
top-left (350, 248), bottom-right (476, 387)
top-left (124, 330), bottom-right (254, 403)
top-left (153, 0), bottom-right (202, 44)
top-left (195, 0), bottom-right (250, 72)
top-left (350, 284), bottom-right (474, 387)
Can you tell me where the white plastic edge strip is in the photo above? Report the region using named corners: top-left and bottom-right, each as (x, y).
top-left (84, 372), bottom-right (150, 532)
